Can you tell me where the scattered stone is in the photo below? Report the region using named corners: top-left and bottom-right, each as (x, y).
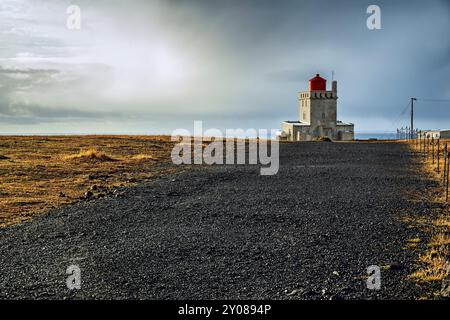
top-left (0, 155), bottom-right (9, 160)
top-left (59, 192), bottom-right (66, 198)
top-left (389, 263), bottom-right (404, 271)
top-left (329, 294), bottom-right (344, 300)
top-left (90, 185), bottom-right (98, 191)
top-left (84, 191), bottom-right (93, 199)
top-left (287, 289), bottom-right (302, 296)
top-left (332, 271), bottom-right (340, 276)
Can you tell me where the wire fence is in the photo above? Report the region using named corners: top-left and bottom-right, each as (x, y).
top-left (403, 132), bottom-right (450, 202)
top-left (396, 127), bottom-right (419, 140)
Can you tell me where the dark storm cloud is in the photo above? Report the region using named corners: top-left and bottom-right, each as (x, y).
top-left (169, 0), bottom-right (450, 128)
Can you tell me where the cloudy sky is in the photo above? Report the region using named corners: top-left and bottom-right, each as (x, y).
top-left (0, 0), bottom-right (449, 134)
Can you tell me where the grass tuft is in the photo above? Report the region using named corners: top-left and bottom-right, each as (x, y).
top-left (427, 233), bottom-right (450, 247)
top-left (132, 154), bottom-right (156, 161)
top-left (63, 148), bottom-right (116, 162)
top-left (408, 246), bottom-right (450, 282)
top-left (434, 218), bottom-right (450, 229)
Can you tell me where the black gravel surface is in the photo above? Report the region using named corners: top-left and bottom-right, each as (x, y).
top-left (0, 142), bottom-right (437, 299)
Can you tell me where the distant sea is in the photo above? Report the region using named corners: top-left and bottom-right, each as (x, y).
top-left (0, 131), bottom-right (399, 140)
top-left (354, 132), bottom-right (397, 140)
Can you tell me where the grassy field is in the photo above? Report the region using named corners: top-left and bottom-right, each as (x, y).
top-left (0, 135), bottom-right (270, 228)
top-left (0, 135), bottom-right (177, 227)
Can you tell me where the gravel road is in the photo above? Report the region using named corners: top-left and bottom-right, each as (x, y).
top-left (0, 142), bottom-right (436, 299)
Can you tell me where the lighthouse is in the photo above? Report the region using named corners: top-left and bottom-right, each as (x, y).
top-left (279, 74), bottom-right (354, 141)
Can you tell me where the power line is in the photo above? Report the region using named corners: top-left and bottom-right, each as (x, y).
top-left (417, 98), bottom-right (450, 103)
top-left (390, 97), bottom-right (449, 134)
top-left (390, 97), bottom-right (450, 139)
top-left (391, 100), bottom-right (411, 129)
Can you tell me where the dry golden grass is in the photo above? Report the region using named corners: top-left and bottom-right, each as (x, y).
top-left (408, 238), bottom-right (422, 244)
top-left (406, 237), bottom-right (422, 249)
top-left (434, 218), bottom-right (450, 228)
top-left (409, 246), bottom-right (449, 282)
top-left (0, 136), bottom-right (271, 228)
top-left (404, 140), bottom-right (450, 286)
top-left (132, 154), bottom-right (157, 161)
top-left (0, 135), bottom-right (177, 227)
top-left (63, 148), bottom-right (117, 162)
top-left (428, 233), bottom-right (450, 247)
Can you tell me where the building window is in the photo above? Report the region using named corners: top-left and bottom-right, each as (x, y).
top-left (322, 112), bottom-right (326, 119)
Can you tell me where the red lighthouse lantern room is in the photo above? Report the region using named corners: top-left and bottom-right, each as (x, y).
top-left (309, 74), bottom-right (326, 91)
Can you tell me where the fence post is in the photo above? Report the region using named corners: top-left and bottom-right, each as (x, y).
top-left (437, 139), bottom-right (440, 173)
top-left (444, 144), bottom-right (448, 185)
top-left (432, 137), bottom-right (435, 164)
top-left (422, 134), bottom-right (425, 154)
top-left (446, 153), bottom-right (449, 202)
top-left (428, 136), bottom-right (431, 158)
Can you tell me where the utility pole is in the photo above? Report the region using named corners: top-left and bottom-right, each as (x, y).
top-left (411, 97), bottom-right (417, 139)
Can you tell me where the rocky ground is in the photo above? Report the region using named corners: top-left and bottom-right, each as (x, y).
top-left (0, 142), bottom-right (438, 299)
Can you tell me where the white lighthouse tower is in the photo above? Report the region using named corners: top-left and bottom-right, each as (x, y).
top-left (279, 74), bottom-right (354, 141)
